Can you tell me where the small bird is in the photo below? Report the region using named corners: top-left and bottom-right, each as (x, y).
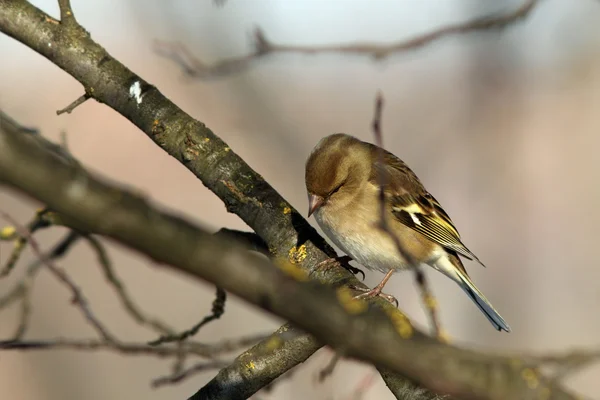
top-left (305, 133), bottom-right (510, 332)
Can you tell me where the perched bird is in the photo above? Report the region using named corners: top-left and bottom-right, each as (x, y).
top-left (305, 133), bottom-right (510, 332)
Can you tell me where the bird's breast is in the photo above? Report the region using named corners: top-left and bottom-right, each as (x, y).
top-left (314, 204), bottom-right (412, 273)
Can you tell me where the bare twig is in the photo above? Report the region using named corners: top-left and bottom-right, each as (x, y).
top-left (149, 287), bottom-right (226, 345)
top-left (1, 230), bottom-right (81, 340)
top-left (370, 92), bottom-right (443, 339)
top-left (0, 333), bottom-right (266, 356)
top-left (57, 0), bottom-right (77, 25)
top-left (156, 0), bottom-right (539, 79)
top-left (318, 352), bottom-right (341, 382)
top-left (0, 208), bottom-right (53, 278)
top-left (84, 234), bottom-right (175, 336)
top-left (11, 281), bottom-right (32, 339)
top-left (56, 93), bottom-right (90, 115)
top-left (0, 211), bottom-right (116, 342)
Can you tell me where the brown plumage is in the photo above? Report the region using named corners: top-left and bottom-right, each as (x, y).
top-left (305, 133), bottom-right (510, 332)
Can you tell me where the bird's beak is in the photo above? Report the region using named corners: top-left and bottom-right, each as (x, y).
top-left (308, 194), bottom-right (325, 218)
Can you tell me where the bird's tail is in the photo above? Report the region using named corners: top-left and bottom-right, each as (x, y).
top-left (444, 254), bottom-right (511, 332)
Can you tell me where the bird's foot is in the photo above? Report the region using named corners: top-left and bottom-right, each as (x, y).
top-left (315, 255), bottom-right (365, 280)
top-left (350, 285), bottom-right (398, 307)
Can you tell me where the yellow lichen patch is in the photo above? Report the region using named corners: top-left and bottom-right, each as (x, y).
top-left (0, 226), bottom-right (16, 240)
top-left (245, 361), bottom-right (256, 370)
top-left (185, 147), bottom-right (200, 158)
top-left (203, 137), bottom-right (210, 143)
top-left (336, 287), bottom-right (367, 314)
top-left (276, 259), bottom-right (309, 281)
top-left (265, 336), bottom-right (283, 352)
top-left (386, 308), bottom-right (413, 339)
top-left (151, 119), bottom-right (165, 136)
top-left (224, 147), bottom-right (230, 152)
top-left (424, 294), bottom-right (438, 310)
top-left (436, 328), bottom-right (451, 344)
top-left (283, 206), bottom-right (292, 215)
top-left (288, 244), bottom-right (307, 264)
top-left (521, 368), bottom-right (539, 389)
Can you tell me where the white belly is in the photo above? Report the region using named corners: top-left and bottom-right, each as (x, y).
top-left (314, 207), bottom-right (411, 274)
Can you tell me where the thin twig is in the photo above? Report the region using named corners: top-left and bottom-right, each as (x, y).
top-left (0, 208), bottom-right (52, 278)
top-left (149, 287), bottom-right (226, 345)
top-left (0, 334), bottom-right (267, 358)
top-left (84, 234), bottom-right (175, 336)
top-left (56, 93), bottom-right (90, 115)
top-left (156, 0), bottom-right (539, 79)
top-left (370, 92), bottom-right (442, 339)
top-left (0, 230), bottom-right (80, 309)
top-left (0, 211), bottom-right (116, 342)
top-left (318, 351), bottom-right (341, 382)
top-left (57, 0), bottom-right (77, 25)
top-left (12, 281), bottom-right (32, 339)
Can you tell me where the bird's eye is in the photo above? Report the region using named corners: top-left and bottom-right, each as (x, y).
top-left (329, 180), bottom-right (345, 197)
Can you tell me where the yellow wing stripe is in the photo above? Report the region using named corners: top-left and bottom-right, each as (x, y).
top-left (392, 205), bottom-right (482, 264)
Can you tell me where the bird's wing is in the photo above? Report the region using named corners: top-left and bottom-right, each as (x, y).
top-left (370, 149), bottom-right (485, 266)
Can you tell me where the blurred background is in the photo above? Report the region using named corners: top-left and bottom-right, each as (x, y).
top-left (1, 0), bottom-right (600, 399)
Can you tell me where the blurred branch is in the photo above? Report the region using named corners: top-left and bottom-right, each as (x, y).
top-left (0, 108), bottom-right (592, 400)
top-left (155, 0), bottom-right (539, 79)
top-left (371, 92), bottom-right (443, 340)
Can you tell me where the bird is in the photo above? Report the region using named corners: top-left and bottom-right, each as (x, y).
top-left (305, 133), bottom-right (510, 332)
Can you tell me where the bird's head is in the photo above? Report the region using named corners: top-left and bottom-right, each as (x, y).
top-left (305, 133), bottom-right (370, 217)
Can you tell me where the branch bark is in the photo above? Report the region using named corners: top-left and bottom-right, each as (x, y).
top-left (0, 107), bottom-right (583, 400)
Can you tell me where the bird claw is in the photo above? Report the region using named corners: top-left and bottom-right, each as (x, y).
top-left (350, 285), bottom-right (398, 307)
top-left (315, 256), bottom-right (365, 280)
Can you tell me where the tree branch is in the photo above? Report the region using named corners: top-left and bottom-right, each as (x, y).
top-left (155, 0), bottom-right (539, 79)
top-left (0, 106), bottom-right (589, 400)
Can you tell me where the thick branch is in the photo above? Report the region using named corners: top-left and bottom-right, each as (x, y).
top-left (0, 108), bottom-right (584, 400)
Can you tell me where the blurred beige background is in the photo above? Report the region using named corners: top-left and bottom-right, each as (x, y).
top-left (1, 0), bottom-right (600, 399)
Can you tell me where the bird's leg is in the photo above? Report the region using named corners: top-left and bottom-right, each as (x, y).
top-left (314, 255), bottom-right (365, 280)
top-left (351, 269), bottom-right (398, 306)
